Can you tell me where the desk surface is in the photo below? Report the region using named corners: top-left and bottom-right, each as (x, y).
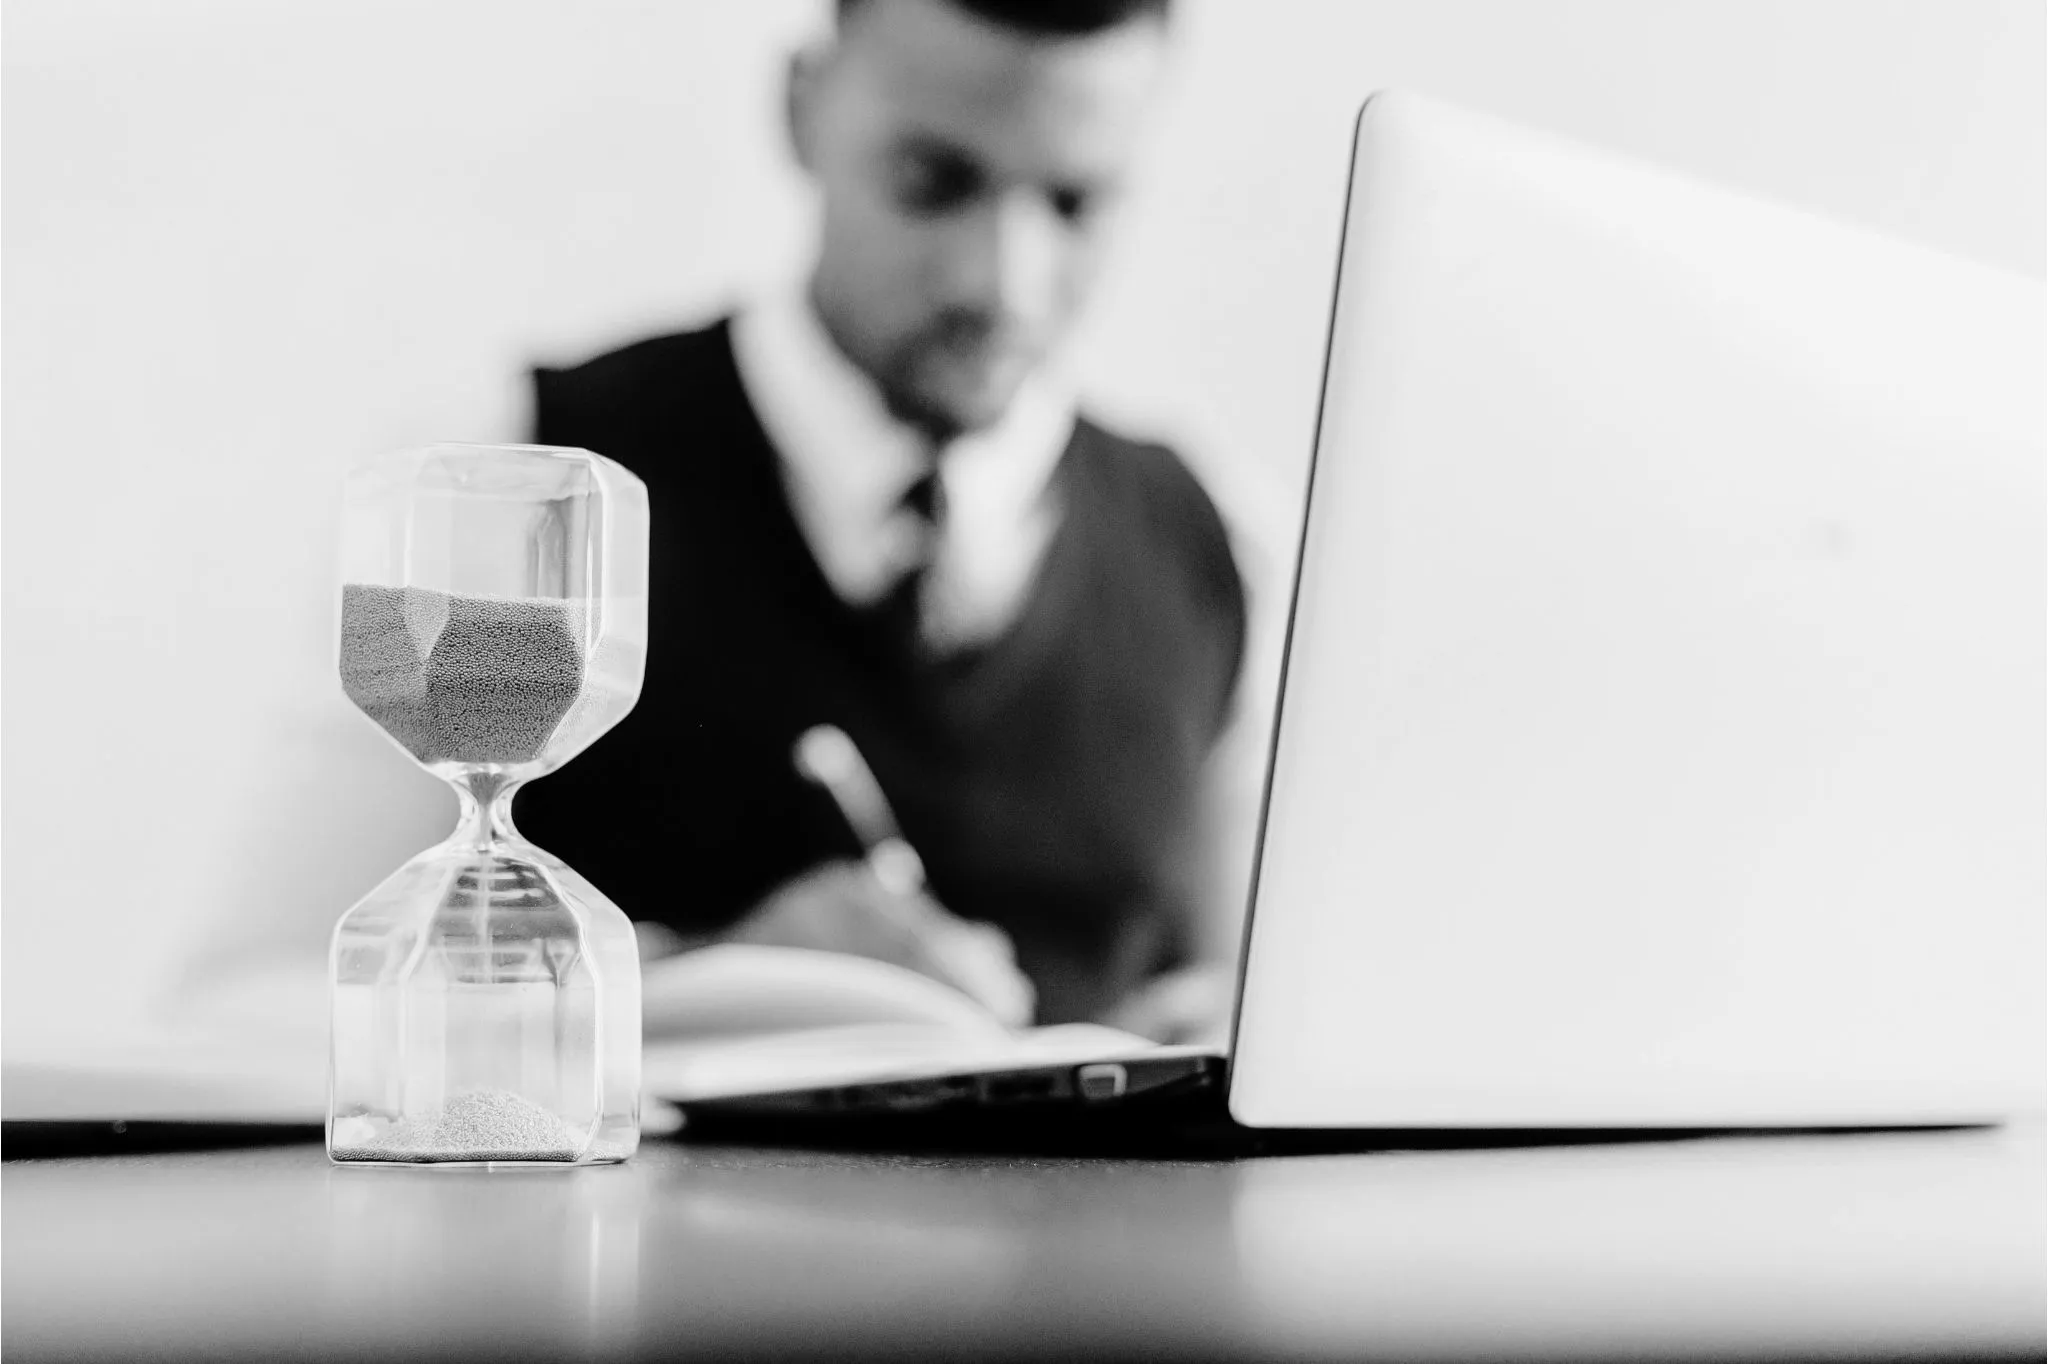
top-left (4, 1124), bottom-right (2042, 1362)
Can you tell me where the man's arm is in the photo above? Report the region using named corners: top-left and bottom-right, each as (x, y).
top-left (1110, 453), bottom-right (1294, 1040)
top-left (637, 862), bottom-right (1037, 1029)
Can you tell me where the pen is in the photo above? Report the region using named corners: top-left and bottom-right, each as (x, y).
top-left (791, 724), bottom-right (1034, 1026)
top-left (792, 724), bottom-right (929, 897)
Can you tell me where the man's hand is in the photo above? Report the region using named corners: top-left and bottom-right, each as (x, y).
top-left (722, 861), bottom-right (1036, 1028)
top-left (1102, 963), bottom-right (1235, 1045)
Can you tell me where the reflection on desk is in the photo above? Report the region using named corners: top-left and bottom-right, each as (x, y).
top-left (3, 1123), bottom-right (2041, 1361)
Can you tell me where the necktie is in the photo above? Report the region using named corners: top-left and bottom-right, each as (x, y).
top-left (877, 465), bottom-right (945, 654)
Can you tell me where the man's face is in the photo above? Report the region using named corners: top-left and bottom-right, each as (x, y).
top-left (794, 0), bottom-right (1169, 437)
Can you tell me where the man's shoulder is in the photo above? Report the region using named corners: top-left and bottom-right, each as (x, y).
top-left (532, 315), bottom-right (749, 456)
top-left (1072, 415), bottom-right (1227, 536)
top-left (1070, 413), bottom-right (1245, 605)
top-left (534, 319), bottom-right (735, 411)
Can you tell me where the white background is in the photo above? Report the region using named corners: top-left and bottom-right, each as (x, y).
top-left (4, 0), bottom-right (2042, 1047)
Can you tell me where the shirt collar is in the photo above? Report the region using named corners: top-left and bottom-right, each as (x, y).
top-left (731, 282), bottom-right (1076, 604)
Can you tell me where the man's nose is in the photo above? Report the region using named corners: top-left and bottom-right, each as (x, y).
top-left (938, 191), bottom-right (1062, 327)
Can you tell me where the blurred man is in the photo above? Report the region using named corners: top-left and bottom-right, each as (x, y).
top-left (521, 0), bottom-right (1246, 1029)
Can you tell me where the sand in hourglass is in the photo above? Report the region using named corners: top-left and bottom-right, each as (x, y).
top-left (339, 583), bottom-right (632, 767)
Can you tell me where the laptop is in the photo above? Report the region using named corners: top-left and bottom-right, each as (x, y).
top-left (671, 91), bottom-right (2046, 1141)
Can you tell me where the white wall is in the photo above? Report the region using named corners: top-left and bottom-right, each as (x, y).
top-left (4, 0), bottom-right (2041, 1048)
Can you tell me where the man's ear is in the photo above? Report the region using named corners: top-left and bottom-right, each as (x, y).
top-left (785, 42), bottom-right (828, 176)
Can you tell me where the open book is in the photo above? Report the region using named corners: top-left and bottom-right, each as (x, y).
top-left (1, 946), bottom-right (1157, 1127)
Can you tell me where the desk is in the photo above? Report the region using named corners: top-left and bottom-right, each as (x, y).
top-left (4, 1124), bottom-right (2041, 1361)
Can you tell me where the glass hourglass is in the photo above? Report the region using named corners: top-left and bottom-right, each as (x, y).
top-left (329, 444), bottom-right (647, 1166)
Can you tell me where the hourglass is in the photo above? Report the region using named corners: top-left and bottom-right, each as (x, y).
top-left (329, 444), bottom-right (647, 1166)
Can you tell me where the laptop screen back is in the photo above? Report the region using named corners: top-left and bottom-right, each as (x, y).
top-left (1229, 93), bottom-right (2045, 1129)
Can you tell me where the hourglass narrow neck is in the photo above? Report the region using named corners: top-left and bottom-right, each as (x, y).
top-left (448, 769), bottom-right (525, 853)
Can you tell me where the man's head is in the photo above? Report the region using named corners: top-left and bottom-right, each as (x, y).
top-left (788, 0), bottom-right (1173, 439)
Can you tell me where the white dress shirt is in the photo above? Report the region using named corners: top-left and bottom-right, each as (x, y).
top-left (730, 284), bottom-right (1076, 650)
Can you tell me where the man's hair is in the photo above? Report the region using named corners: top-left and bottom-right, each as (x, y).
top-left (836, 0), bottom-right (1171, 37)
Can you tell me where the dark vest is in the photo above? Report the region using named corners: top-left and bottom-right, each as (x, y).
top-left (518, 320), bottom-right (1245, 1022)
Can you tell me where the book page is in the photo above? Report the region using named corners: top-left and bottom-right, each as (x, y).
top-left (641, 944), bottom-right (1014, 1041)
